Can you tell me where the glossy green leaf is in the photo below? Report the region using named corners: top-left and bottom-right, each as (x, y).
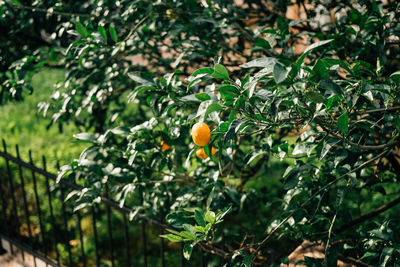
top-left (337, 111), bottom-right (349, 135)
top-left (212, 64), bottom-right (229, 80)
top-left (192, 67), bottom-right (214, 76)
top-left (273, 62), bottom-right (289, 84)
top-left (76, 22), bottom-right (89, 37)
top-left (296, 39), bottom-right (333, 67)
top-left (160, 234), bottom-right (183, 242)
top-left (109, 27), bottom-right (118, 42)
top-left (73, 133), bottom-right (96, 143)
top-left (183, 243), bottom-right (194, 260)
top-left (204, 210), bottom-right (216, 223)
top-left (240, 57), bottom-right (277, 68)
top-left (255, 37), bottom-right (270, 49)
top-left (98, 26), bottom-right (107, 42)
top-left (194, 209), bottom-right (206, 227)
top-left (195, 93), bottom-right (211, 101)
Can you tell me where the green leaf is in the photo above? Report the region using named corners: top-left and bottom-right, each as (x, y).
top-left (215, 206), bottom-right (232, 222)
top-left (184, 149), bottom-right (195, 169)
top-left (160, 234), bottom-right (183, 242)
top-left (254, 37), bottom-right (270, 49)
top-left (337, 111), bottom-right (349, 135)
top-left (273, 62), bottom-right (289, 84)
top-left (194, 209), bottom-right (206, 227)
top-left (195, 93), bottom-right (211, 101)
top-left (305, 91), bottom-right (325, 103)
top-left (217, 85), bottom-right (240, 101)
top-left (203, 144), bottom-right (211, 158)
top-left (192, 67), bottom-right (214, 76)
top-left (240, 57), bottom-right (277, 68)
top-left (109, 27), bottom-right (118, 42)
top-left (390, 70), bottom-right (400, 77)
top-left (292, 143), bottom-right (316, 157)
top-left (212, 64), bottom-right (229, 80)
top-left (183, 243), bottom-right (194, 260)
top-left (224, 120), bottom-right (242, 142)
top-left (296, 39), bottom-right (333, 67)
top-left (204, 103), bottom-right (222, 119)
top-left (165, 229), bottom-right (181, 236)
top-left (179, 231), bottom-right (197, 241)
top-left (73, 202), bottom-right (89, 212)
top-left (289, 19), bottom-right (313, 27)
top-left (379, 247), bottom-right (394, 267)
top-left (246, 151), bottom-right (268, 166)
top-left (182, 224), bottom-right (195, 234)
top-left (243, 255), bottom-right (254, 267)
top-left (394, 116), bottom-right (400, 133)
top-left (73, 133), bottom-right (97, 143)
top-left (390, 70), bottom-right (400, 83)
top-left (320, 139), bottom-right (338, 160)
top-left (12, 0), bottom-right (22, 5)
top-left (128, 73), bottom-right (154, 85)
top-left (204, 211), bottom-right (216, 223)
top-left (326, 247), bottom-right (338, 267)
top-left (326, 95), bottom-right (340, 109)
top-left (110, 126), bottom-right (130, 136)
top-left (128, 86), bottom-right (155, 102)
top-left (98, 26), bottom-right (107, 42)
top-left (193, 226), bottom-right (205, 233)
top-left (166, 212), bottom-right (192, 228)
top-left (318, 79), bottom-right (343, 96)
top-left (206, 186), bottom-right (215, 209)
top-left (76, 22), bottom-right (89, 37)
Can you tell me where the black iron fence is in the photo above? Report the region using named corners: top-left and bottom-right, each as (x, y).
top-left (0, 139), bottom-right (221, 266)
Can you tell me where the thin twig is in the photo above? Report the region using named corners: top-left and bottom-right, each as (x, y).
top-left (337, 254), bottom-right (373, 267)
top-left (355, 106), bottom-right (400, 115)
top-left (122, 14), bottom-right (150, 42)
top-left (344, 139), bottom-right (400, 151)
top-left (324, 210), bottom-right (338, 266)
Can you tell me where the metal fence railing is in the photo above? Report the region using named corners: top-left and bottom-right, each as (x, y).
top-left (0, 139), bottom-right (221, 266)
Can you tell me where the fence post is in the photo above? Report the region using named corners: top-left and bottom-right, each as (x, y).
top-left (0, 159), bottom-right (9, 255)
top-left (2, 139), bottom-right (24, 261)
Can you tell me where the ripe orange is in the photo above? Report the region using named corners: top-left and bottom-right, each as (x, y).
top-left (196, 147), bottom-right (216, 160)
top-left (191, 122), bottom-right (211, 146)
top-left (160, 141), bottom-right (171, 151)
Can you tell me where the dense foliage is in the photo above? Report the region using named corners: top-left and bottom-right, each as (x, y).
top-left (2, 0), bottom-right (400, 266)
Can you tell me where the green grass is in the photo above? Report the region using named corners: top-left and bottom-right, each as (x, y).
top-left (0, 68), bottom-right (85, 172)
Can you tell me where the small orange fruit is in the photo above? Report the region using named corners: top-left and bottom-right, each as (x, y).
top-left (160, 141), bottom-right (171, 151)
top-left (191, 122), bottom-right (211, 146)
top-left (196, 147), bottom-right (216, 160)
top-left (196, 148), bottom-right (207, 159)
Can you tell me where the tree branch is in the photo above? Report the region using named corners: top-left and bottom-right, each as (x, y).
top-left (356, 106), bottom-right (400, 115)
top-left (251, 149), bottom-right (391, 257)
top-left (335, 195), bottom-right (400, 234)
top-left (337, 253), bottom-right (373, 267)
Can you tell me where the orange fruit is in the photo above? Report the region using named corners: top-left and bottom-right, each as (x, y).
top-left (160, 141), bottom-right (171, 151)
top-left (191, 122), bottom-right (211, 146)
top-left (196, 148), bottom-right (207, 159)
top-left (196, 147), bottom-right (216, 160)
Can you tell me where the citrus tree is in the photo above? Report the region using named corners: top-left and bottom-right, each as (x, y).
top-left (3, 0), bottom-right (400, 265)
